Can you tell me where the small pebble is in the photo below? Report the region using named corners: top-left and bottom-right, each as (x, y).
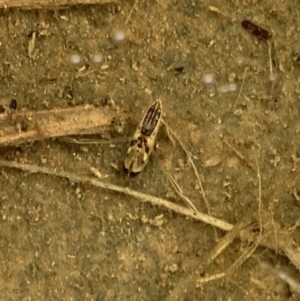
top-left (41, 158), bottom-right (47, 164)
top-left (92, 53), bottom-right (103, 64)
top-left (168, 264), bottom-right (179, 273)
top-left (202, 73), bottom-right (215, 84)
top-left (131, 61), bottom-right (139, 71)
top-left (111, 30), bottom-right (126, 43)
top-left (145, 88), bottom-right (152, 95)
top-left (218, 83), bottom-right (237, 93)
top-left (228, 73), bottom-right (236, 82)
top-left (69, 54), bottom-right (81, 65)
top-left (101, 64), bottom-right (109, 70)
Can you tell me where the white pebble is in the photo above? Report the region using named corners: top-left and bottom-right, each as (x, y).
top-left (69, 54), bottom-right (81, 65)
top-left (202, 73), bottom-right (215, 84)
top-left (218, 83), bottom-right (238, 93)
top-left (111, 30), bottom-right (126, 43)
top-left (92, 53), bottom-right (103, 64)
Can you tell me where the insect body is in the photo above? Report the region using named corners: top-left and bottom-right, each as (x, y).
top-left (241, 20), bottom-right (271, 40)
top-left (123, 100), bottom-right (162, 175)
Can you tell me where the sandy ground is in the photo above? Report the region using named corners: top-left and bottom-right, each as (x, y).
top-left (0, 0), bottom-right (300, 300)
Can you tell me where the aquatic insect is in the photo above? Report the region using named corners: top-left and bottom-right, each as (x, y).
top-left (123, 100), bottom-right (162, 175)
top-left (241, 20), bottom-right (271, 40)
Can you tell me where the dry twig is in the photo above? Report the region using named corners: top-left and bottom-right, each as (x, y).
top-left (196, 272), bottom-right (225, 285)
top-left (0, 160), bottom-right (299, 288)
top-left (164, 216), bottom-right (253, 301)
top-left (261, 262), bottom-right (300, 293)
top-left (0, 159), bottom-right (232, 231)
top-left (162, 119), bottom-right (212, 216)
top-left (0, 105), bottom-right (114, 147)
top-left (59, 136), bottom-right (129, 145)
top-left (256, 159), bottom-right (263, 235)
top-left (0, 0), bottom-right (118, 9)
top-left (152, 150), bottom-right (198, 213)
top-left (221, 136), bottom-right (256, 172)
top-left (125, 0), bottom-right (138, 24)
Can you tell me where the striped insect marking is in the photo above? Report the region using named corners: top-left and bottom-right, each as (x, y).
top-left (123, 100), bottom-right (162, 175)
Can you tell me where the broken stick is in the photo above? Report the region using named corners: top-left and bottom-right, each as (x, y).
top-left (0, 105), bottom-right (115, 147)
top-left (0, 0), bottom-right (119, 9)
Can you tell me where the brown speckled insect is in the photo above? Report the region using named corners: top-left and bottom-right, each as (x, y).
top-left (123, 99), bottom-right (162, 175)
